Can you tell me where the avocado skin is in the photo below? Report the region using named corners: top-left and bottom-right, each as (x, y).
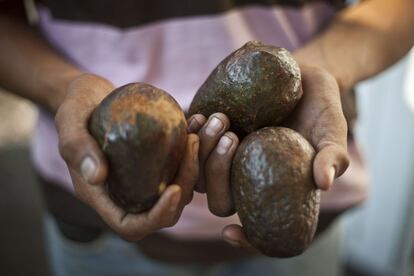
top-left (189, 41), bottom-right (302, 135)
top-left (89, 83), bottom-right (187, 213)
top-left (232, 127), bottom-right (320, 257)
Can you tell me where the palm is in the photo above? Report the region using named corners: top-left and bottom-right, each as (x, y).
top-left (284, 65), bottom-right (349, 190)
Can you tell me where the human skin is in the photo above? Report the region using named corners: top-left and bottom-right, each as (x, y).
top-left (0, 0), bottom-right (413, 244)
top-left (220, 0), bottom-right (414, 249)
top-left (0, 9), bottom-right (201, 241)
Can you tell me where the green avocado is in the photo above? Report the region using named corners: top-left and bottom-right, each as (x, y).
top-left (89, 83), bottom-right (187, 213)
top-left (189, 41), bottom-right (302, 135)
top-left (232, 127), bottom-right (320, 258)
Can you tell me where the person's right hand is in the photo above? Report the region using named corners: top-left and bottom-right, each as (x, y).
top-left (55, 74), bottom-right (200, 241)
top-left (221, 64), bottom-right (350, 250)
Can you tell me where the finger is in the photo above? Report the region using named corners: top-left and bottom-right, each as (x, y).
top-left (55, 75), bottom-right (114, 185)
top-left (144, 184), bottom-right (182, 228)
top-left (173, 134), bottom-right (200, 205)
top-left (205, 132), bottom-right (239, 217)
top-left (116, 185), bottom-right (182, 240)
top-left (196, 113), bottom-right (230, 193)
top-left (222, 224), bottom-right (258, 253)
top-left (69, 168), bottom-right (128, 231)
top-left (187, 114), bottom-right (206, 133)
top-left (75, 164), bottom-right (182, 241)
top-left (314, 143), bottom-right (349, 190)
top-left (310, 104), bottom-right (349, 190)
top-left (299, 66), bottom-right (350, 190)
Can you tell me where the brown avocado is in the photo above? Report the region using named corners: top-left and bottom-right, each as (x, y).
top-left (89, 83), bottom-right (187, 213)
top-left (232, 127), bottom-right (320, 257)
top-left (189, 41), bottom-right (302, 135)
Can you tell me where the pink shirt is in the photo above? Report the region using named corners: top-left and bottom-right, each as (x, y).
top-left (31, 3), bottom-right (367, 239)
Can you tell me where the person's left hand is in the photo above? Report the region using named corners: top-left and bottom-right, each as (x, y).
top-left (189, 63), bottom-right (350, 251)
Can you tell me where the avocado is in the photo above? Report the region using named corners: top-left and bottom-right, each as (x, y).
top-left (89, 83), bottom-right (187, 213)
top-left (232, 127), bottom-right (320, 258)
top-left (189, 41), bottom-right (302, 135)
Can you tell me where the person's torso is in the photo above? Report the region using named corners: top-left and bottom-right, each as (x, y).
top-left (32, 0), bottom-right (339, 239)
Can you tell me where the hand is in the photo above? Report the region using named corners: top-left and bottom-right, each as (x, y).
top-left (55, 74), bottom-right (199, 241)
top-left (220, 64), bottom-right (350, 250)
top-left (187, 113), bottom-right (239, 217)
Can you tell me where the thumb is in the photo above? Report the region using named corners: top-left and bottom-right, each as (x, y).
top-left (313, 142), bottom-right (349, 190)
top-left (55, 74), bottom-right (114, 185)
top-left (58, 131), bottom-right (108, 185)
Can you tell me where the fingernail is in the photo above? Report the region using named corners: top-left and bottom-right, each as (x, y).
top-left (187, 117), bottom-right (199, 133)
top-left (225, 238), bottom-right (241, 248)
top-left (328, 166), bottom-right (336, 186)
top-left (205, 116), bottom-right (223, 136)
top-left (81, 156), bottom-right (97, 183)
top-left (217, 136), bottom-right (233, 155)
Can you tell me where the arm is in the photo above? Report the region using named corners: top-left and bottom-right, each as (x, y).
top-left (0, 10), bottom-right (80, 112)
top-left (295, 0), bottom-right (414, 93)
top-left (0, 7), bottom-right (199, 241)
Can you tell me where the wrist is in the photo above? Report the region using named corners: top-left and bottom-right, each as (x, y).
top-left (51, 72), bottom-right (115, 113)
top-left (36, 66), bottom-right (83, 113)
top-left (54, 72), bottom-right (115, 111)
top-left (293, 45), bottom-right (355, 94)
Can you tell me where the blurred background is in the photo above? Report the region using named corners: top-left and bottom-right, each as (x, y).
top-left (0, 49), bottom-right (413, 276)
top-left (343, 48), bottom-right (414, 276)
